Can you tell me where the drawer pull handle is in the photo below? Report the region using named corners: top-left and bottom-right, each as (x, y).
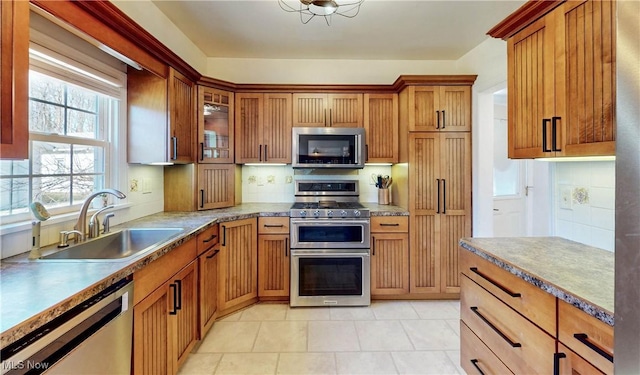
top-left (264, 224), bottom-right (285, 228)
top-left (380, 223), bottom-right (400, 227)
top-left (471, 306), bottom-right (521, 348)
top-left (470, 267), bottom-right (521, 298)
top-left (553, 352), bottom-right (567, 375)
top-left (206, 249), bottom-right (220, 259)
top-left (470, 359), bottom-right (486, 375)
top-left (574, 333), bottom-right (613, 363)
top-left (202, 234), bottom-right (217, 243)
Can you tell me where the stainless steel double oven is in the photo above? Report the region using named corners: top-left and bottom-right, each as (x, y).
top-left (289, 180), bottom-right (371, 307)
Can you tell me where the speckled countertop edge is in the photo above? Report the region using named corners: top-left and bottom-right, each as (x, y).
top-left (459, 237), bottom-right (614, 326)
top-left (0, 202), bottom-right (406, 348)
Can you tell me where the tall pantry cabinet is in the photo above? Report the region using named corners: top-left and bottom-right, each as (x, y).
top-left (394, 77), bottom-right (475, 297)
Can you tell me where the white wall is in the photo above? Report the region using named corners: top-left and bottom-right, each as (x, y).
top-left (553, 161), bottom-right (616, 251)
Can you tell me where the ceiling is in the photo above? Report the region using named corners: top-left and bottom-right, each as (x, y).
top-left (150, 0), bottom-right (526, 61)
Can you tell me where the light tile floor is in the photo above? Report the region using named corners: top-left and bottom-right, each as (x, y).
top-left (178, 300), bottom-right (464, 375)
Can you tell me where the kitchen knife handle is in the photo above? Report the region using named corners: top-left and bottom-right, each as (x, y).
top-left (436, 179), bottom-right (441, 213)
top-left (542, 119), bottom-right (551, 152)
top-left (471, 306), bottom-right (521, 348)
top-left (552, 116), bottom-right (562, 151)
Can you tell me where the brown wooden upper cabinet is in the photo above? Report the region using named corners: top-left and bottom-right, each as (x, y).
top-left (403, 86), bottom-right (471, 132)
top-left (235, 93), bottom-right (292, 164)
top-left (198, 86), bottom-right (234, 163)
top-left (506, 0), bottom-right (616, 158)
top-left (292, 93), bottom-right (363, 128)
top-left (0, 0), bottom-right (29, 160)
top-left (364, 93), bottom-right (399, 163)
top-left (128, 67), bottom-right (195, 164)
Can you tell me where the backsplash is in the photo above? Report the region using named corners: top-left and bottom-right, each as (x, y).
top-left (241, 165), bottom-right (393, 203)
top-left (553, 161), bottom-right (615, 251)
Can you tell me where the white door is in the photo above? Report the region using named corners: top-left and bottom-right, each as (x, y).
top-left (492, 100), bottom-right (528, 237)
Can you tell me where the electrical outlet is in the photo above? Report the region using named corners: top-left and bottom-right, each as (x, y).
top-left (142, 178), bottom-right (151, 194)
top-left (130, 179), bottom-right (139, 192)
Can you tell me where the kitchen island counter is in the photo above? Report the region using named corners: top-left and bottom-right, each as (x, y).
top-left (459, 236), bottom-right (614, 326)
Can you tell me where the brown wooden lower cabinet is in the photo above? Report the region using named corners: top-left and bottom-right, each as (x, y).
top-left (461, 321), bottom-right (514, 375)
top-left (556, 343), bottom-right (606, 375)
top-left (133, 260), bottom-right (198, 375)
top-left (198, 243), bottom-right (219, 338)
top-left (218, 218), bottom-right (258, 314)
top-left (370, 216), bottom-right (409, 296)
top-left (258, 217), bottom-right (290, 298)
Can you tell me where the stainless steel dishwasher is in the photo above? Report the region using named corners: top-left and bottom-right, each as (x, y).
top-left (1, 278), bottom-right (134, 375)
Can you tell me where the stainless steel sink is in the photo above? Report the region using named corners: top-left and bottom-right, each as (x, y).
top-left (40, 228), bottom-right (184, 261)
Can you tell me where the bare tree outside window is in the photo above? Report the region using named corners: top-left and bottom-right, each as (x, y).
top-left (0, 70), bottom-right (111, 217)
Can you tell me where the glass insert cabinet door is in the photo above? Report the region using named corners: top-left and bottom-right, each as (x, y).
top-left (198, 86), bottom-right (234, 163)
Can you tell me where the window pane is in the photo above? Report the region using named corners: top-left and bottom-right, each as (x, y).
top-left (72, 175), bottom-right (103, 205)
top-left (32, 141), bottom-right (71, 175)
top-left (0, 178), bottom-right (29, 215)
top-left (33, 176), bottom-right (70, 208)
top-left (0, 159), bottom-right (29, 176)
top-left (29, 101), bottom-right (64, 134)
top-left (67, 109), bottom-right (97, 139)
top-left (73, 145), bottom-right (104, 174)
top-left (29, 71), bottom-right (64, 105)
top-left (67, 86), bottom-right (97, 112)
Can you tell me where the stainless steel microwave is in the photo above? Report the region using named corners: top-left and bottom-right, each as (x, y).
top-left (292, 127), bottom-right (366, 169)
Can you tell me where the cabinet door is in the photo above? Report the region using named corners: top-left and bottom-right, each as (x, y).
top-left (371, 233), bottom-right (409, 295)
top-left (408, 86), bottom-right (439, 132)
top-left (439, 133), bottom-right (471, 294)
top-left (197, 164), bottom-right (238, 210)
top-left (198, 86), bottom-right (234, 163)
top-left (134, 284), bottom-right (173, 375)
top-left (218, 218), bottom-right (258, 313)
top-left (439, 86), bottom-right (471, 132)
top-left (293, 93), bottom-right (328, 127)
top-left (328, 94), bottom-right (363, 127)
top-left (364, 93), bottom-right (398, 163)
top-left (199, 245), bottom-right (219, 337)
top-left (173, 261), bottom-right (198, 369)
top-left (409, 133), bottom-right (440, 293)
top-left (258, 234), bottom-right (290, 297)
top-left (507, 16), bottom-right (557, 158)
top-left (556, 0), bottom-right (616, 156)
top-left (235, 93), bottom-right (264, 163)
top-left (263, 93), bottom-right (293, 163)
top-left (0, 0), bottom-right (29, 160)
top-left (168, 68), bottom-right (194, 163)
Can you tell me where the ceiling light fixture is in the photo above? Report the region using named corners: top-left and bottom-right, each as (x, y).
top-left (278, 0), bottom-right (364, 26)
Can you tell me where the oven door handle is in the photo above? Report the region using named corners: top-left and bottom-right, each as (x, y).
top-left (290, 250), bottom-right (370, 257)
top-left (290, 219), bottom-right (371, 226)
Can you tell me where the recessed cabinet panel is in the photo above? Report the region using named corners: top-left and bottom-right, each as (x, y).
top-left (364, 93), bottom-right (399, 163)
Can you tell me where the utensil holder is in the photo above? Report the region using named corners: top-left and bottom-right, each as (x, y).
top-left (378, 188), bottom-right (390, 205)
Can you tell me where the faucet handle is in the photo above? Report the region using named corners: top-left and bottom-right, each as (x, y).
top-left (102, 213), bottom-right (115, 234)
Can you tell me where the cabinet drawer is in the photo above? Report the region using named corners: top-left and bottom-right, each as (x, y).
top-left (460, 249), bottom-right (556, 335)
top-left (196, 224), bottom-right (219, 255)
top-left (461, 275), bottom-right (555, 375)
top-left (557, 342), bottom-right (606, 375)
top-left (258, 217), bottom-right (289, 234)
top-left (371, 216), bottom-right (408, 233)
top-left (461, 321), bottom-right (514, 375)
top-left (133, 239), bottom-right (197, 305)
top-left (558, 300), bottom-right (613, 375)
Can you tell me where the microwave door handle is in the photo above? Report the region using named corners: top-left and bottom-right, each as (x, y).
top-left (354, 135), bottom-right (361, 165)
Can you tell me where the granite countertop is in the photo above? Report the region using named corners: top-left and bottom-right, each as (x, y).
top-left (0, 202), bottom-right (406, 348)
top-left (459, 237), bottom-right (614, 326)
